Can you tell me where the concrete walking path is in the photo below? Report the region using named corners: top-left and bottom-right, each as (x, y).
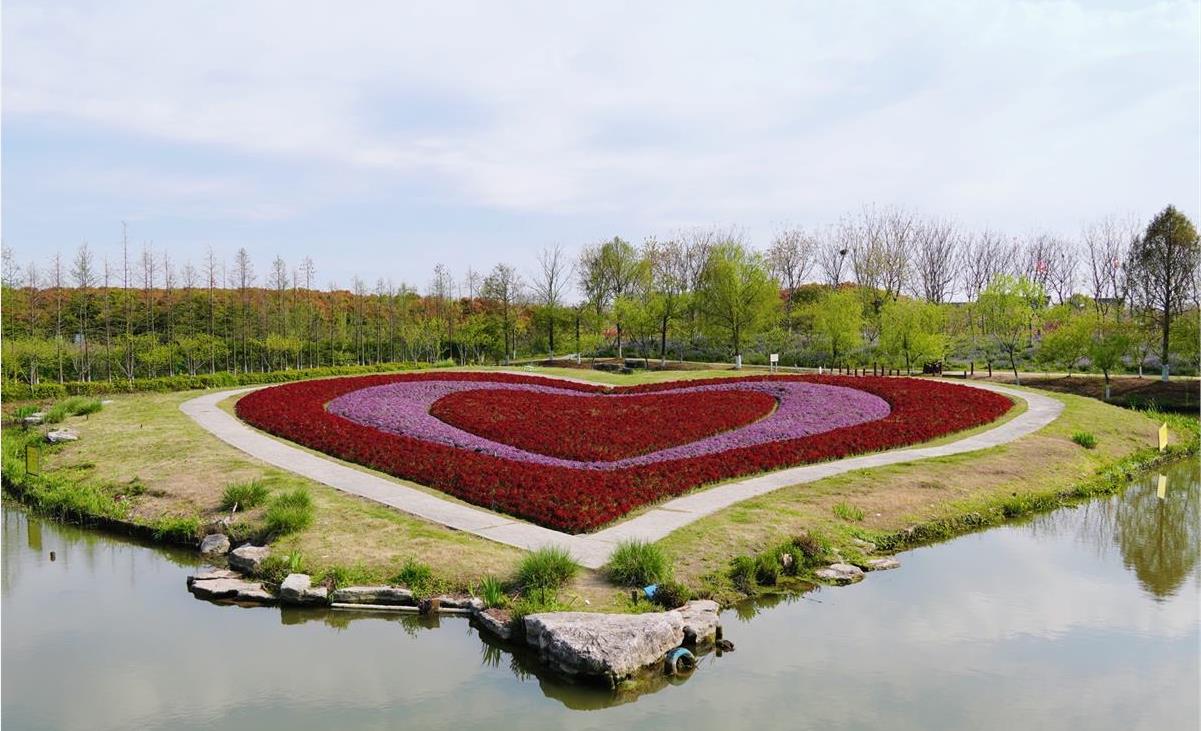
top-left (181, 377), bottom-right (1062, 568)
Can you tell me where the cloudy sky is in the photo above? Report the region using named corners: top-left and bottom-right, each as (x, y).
top-left (2, 0), bottom-right (1197, 288)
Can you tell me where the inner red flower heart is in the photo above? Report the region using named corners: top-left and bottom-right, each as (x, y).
top-left (429, 388), bottom-right (778, 462)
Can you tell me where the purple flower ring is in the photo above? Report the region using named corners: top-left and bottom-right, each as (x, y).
top-left (327, 378), bottom-right (891, 469)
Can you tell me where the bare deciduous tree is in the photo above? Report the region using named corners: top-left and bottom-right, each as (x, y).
top-left (960, 230), bottom-right (1011, 302)
top-left (767, 227), bottom-right (815, 321)
top-left (1021, 234), bottom-right (1077, 303)
top-left (71, 243), bottom-right (97, 380)
top-left (482, 263), bottom-right (523, 363)
top-left (911, 218), bottom-right (960, 303)
top-left (531, 244), bottom-right (572, 357)
top-left (816, 223), bottom-right (851, 287)
top-left (851, 206), bottom-right (914, 312)
top-left (1083, 217), bottom-right (1136, 318)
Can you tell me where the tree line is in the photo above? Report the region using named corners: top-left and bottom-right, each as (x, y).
top-left (2, 205), bottom-right (1197, 389)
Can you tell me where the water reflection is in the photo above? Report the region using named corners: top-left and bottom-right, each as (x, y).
top-left (2, 460), bottom-right (1198, 730)
top-left (1026, 459), bottom-right (1200, 601)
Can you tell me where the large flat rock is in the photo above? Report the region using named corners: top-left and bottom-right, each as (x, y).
top-left (279, 573), bottom-right (328, 605)
top-left (815, 563), bottom-right (865, 584)
top-left (524, 610), bottom-right (685, 684)
top-left (189, 577), bottom-right (275, 604)
top-left (675, 600), bottom-right (721, 645)
top-left (228, 545), bottom-right (270, 574)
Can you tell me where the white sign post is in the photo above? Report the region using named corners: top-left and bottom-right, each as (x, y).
top-left (769, 353), bottom-right (779, 373)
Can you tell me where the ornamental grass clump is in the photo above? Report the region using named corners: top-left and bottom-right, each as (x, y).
top-left (264, 487), bottom-right (313, 535)
top-left (220, 480), bottom-right (271, 511)
top-left (62, 396), bottom-right (103, 416)
top-left (518, 546), bottom-right (579, 594)
top-left (606, 539), bottom-right (671, 586)
top-left (392, 558), bottom-right (443, 597)
top-left (42, 403), bottom-right (69, 424)
top-left (477, 575), bottom-right (508, 608)
top-left (833, 502), bottom-right (865, 521)
top-left (1071, 431), bottom-right (1097, 449)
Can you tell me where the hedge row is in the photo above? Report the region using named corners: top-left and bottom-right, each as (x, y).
top-left (1, 361), bottom-right (440, 401)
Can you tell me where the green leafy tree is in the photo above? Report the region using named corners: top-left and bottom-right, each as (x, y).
top-left (1088, 316), bottom-right (1132, 399)
top-left (808, 289), bottom-right (863, 367)
top-left (697, 242), bottom-right (779, 362)
top-left (1168, 309), bottom-right (1199, 375)
top-left (1037, 304), bottom-right (1093, 375)
top-left (879, 298), bottom-right (946, 375)
top-left (978, 275), bottom-right (1043, 384)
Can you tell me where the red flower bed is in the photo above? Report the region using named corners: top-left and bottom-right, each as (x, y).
top-left (429, 388), bottom-right (777, 461)
top-left (235, 373), bottom-right (1012, 533)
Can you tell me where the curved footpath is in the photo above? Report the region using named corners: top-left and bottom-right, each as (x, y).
top-left (181, 377), bottom-right (1063, 568)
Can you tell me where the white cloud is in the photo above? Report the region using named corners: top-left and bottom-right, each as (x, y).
top-left (3, 0), bottom-right (1198, 239)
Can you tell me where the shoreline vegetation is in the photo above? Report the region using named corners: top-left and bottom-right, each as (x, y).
top-left (2, 363), bottom-right (1195, 610)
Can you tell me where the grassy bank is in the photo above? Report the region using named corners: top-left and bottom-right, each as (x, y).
top-left (2, 366), bottom-right (1194, 612)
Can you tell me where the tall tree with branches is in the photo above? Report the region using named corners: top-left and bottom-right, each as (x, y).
top-left (531, 244), bottom-right (571, 357)
top-left (1126, 205), bottom-right (1199, 380)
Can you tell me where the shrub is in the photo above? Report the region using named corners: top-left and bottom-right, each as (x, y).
top-left (790, 531), bottom-right (831, 563)
top-left (263, 488), bottom-right (314, 535)
top-left (650, 580), bottom-right (692, 608)
top-left (517, 546), bottom-right (579, 593)
top-left (477, 575), bottom-right (508, 608)
top-left (729, 555), bottom-right (758, 592)
top-left (777, 543), bottom-right (804, 575)
top-left (220, 480), bottom-right (271, 511)
top-left (1071, 431), bottom-right (1097, 449)
top-left (833, 502), bottom-right (865, 521)
top-left (606, 539), bottom-right (670, 586)
top-left (754, 552), bottom-right (780, 585)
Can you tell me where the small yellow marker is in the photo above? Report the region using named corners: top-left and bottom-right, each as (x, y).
top-left (1156, 474), bottom-right (1167, 500)
top-left (1158, 423), bottom-right (1169, 452)
top-left (25, 444), bottom-right (41, 475)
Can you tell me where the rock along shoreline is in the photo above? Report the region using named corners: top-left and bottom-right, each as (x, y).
top-left (187, 538), bottom-right (899, 687)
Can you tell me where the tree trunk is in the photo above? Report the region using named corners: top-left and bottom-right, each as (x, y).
top-left (1161, 312), bottom-right (1171, 381)
top-left (659, 317), bottom-right (668, 364)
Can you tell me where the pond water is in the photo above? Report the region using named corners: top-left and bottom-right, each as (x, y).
top-left (2, 460), bottom-right (1198, 730)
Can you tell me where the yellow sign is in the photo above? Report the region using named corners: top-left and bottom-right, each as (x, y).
top-left (1158, 423), bottom-right (1169, 452)
top-left (25, 444), bottom-right (41, 475)
top-left (1156, 474), bottom-right (1167, 500)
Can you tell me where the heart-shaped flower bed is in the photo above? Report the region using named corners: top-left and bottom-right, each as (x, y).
top-left (236, 373), bottom-right (1012, 533)
top-left (429, 389), bottom-right (778, 461)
